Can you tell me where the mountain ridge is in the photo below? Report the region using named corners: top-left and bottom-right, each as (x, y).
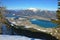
top-left (5, 9), bottom-right (57, 19)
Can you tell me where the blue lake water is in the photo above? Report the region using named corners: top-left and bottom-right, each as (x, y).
top-left (1, 19), bottom-right (58, 40)
top-left (5, 14), bottom-right (58, 28)
top-left (30, 19), bottom-right (57, 28)
top-left (3, 15), bottom-right (58, 40)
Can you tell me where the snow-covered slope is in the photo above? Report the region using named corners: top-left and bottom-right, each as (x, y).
top-left (0, 35), bottom-right (42, 40)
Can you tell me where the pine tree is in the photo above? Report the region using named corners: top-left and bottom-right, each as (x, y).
top-left (0, 7), bottom-right (12, 28)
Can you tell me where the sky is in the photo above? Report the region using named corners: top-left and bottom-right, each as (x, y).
top-left (1, 0), bottom-right (57, 10)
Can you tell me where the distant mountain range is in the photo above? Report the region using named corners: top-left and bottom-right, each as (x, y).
top-left (5, 8), bottom-right (57, 19)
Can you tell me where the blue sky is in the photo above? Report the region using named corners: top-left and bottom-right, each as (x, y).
top-left (2, 0), bottom-right (57, 10)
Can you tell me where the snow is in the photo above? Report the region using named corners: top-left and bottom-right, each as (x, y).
top-left (31, 19), bottom-right (37, 21)
top-left (27, 8), bottom-right (39, 12)
top-left (0, 35), bottom-right (42, 40)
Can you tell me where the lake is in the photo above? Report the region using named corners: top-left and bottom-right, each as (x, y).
top-left (30, 19), bottom-right (57, 28)
top-left (1, 19), bottom-right (58, 40)
top-left (1, 15), bottom-right (58, 40)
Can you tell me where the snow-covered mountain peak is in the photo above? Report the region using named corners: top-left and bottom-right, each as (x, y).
top-left (27, 8), bottom-right (39, 12)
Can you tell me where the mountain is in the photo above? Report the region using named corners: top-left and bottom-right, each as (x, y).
top-left (27, 8), bottom-right (39, 12)
top-left (5, 8), bottom-right (57, 19)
